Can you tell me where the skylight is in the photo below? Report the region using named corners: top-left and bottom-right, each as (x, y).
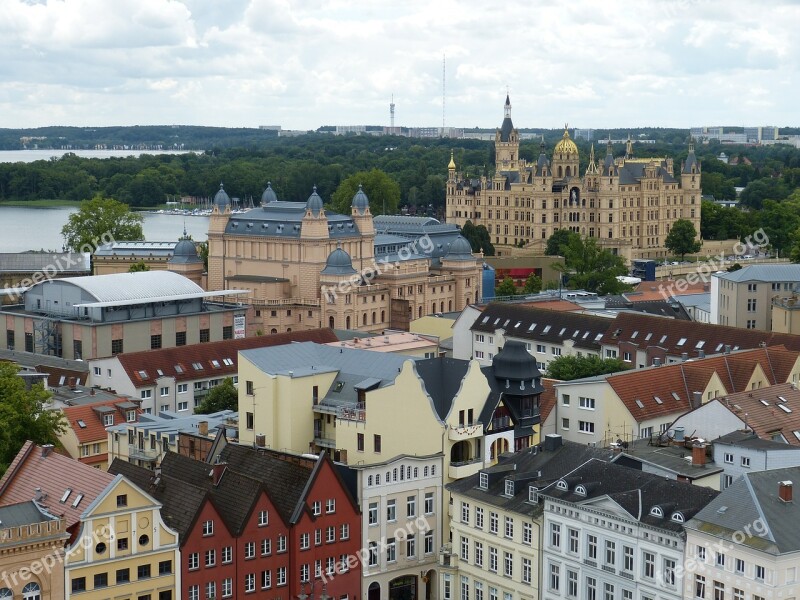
top-left (595, 333), bottom-right (603, 341)
top-left (174, 365), bottom-right (184, 374)
top-left (192, 362), bottom-right (204, 371)
top-left (210, 360), bottom-right (220, 368)
top-left (515, 321), bottom-right (522, 328)
top-left (760, 400), bottom-right (770, 406)
top-left (223, 358), bottom-right (234, 366)
top-left (156, 369), bottom-right (164, 377)
top-left (60, 488), bottom-right (72, 503)
top-left (696, 341), bottom-right (705, 349)
top-left (677, 338), bottom-right (687, 347)
top-left (482, 316), bottom-right (490, 324)
top-left (635, 399), bottom-right (645, 409)
top-left (582, 331), bottom-right (590, 339)
top-left (659, 335), bottom-right (668, 344)
top-left (645, 333), bottom-right (652, 341)
top-left (672, 392), bottom-right (681, 401)
top-left (779, 396), bottom-right (788, 403)
top-left (77, 420), bottom-right (87, 428)
top-left (631, 331), bottom-right (638, 339)
top-left (654, 396), bottom-right (663, 405)
top-left (573, 330), bottom-right (580, 338)
top-left (794, 431), bottom-right (800, 442)
top-left (715, 343), bottom-right (724, 352)
top-left (71, 493), bottom-right (84, 508)
top-left (138, 370), bottom-right (148, 379)
top-left (559, 328), bottom-right (566, 336)
top-left (542, 325), bottom-right (551, 334)
top-left (528, 323), bottom-right (536, 331)
top-left (494, 318), bottom-right (500, 325)
top-left (504, 319), bottom-right (510, 327)
top-left (778, 404), bottom-right (792, 414)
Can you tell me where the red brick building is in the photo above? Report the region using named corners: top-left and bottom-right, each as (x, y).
top-left (111, 443), bottom-right (362, 600)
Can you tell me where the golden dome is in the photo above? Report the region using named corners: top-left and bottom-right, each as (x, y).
top-left (554, 127), bottom-right (578, 155)
top-left (448, 150), bottom-right (456, 170)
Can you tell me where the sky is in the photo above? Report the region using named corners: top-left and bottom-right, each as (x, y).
top-left (1, 0), bottom-right (798, 130)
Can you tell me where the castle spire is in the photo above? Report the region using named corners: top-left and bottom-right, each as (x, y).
top-left (586, 143), bottom-right (598, 175)
top-left (504, 93), bottom-right (511, 119)
top-left (625, 134), bottom-right (633, 159)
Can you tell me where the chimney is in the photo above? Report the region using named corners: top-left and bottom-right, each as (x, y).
top-left (211, 461), bottom-right (227, 486)
top-left (681, 352), bottom-right (688, 362)
top-left (653, 357), bottom-right (662, 367)
top-left (698, 349), bottom-right (705, 359)
top-left (198, 421), bottom-right (209, 436)
top-left (724, 345), bottom-right (731, 354)
top-left (691, 442), bottom-right (707, 467)
top-left (544, 434), bottom-right (563, 452)
top-left (692, 391), bottom-right (703, 409)
top-left (41, 444), bottom-right (54, 458)
top-left (779, 480), bottom-right (793, 503)
top-left (255, 433), bottom-right (266, 448)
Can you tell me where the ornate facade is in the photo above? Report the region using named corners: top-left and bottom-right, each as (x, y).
top-left (445, 96), bottom-right (702, 260)
top-left (207, 183), bottom-right (482, 333)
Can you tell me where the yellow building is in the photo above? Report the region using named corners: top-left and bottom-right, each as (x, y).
top-left (446, 95), bottom-right (702, 260)
top-left (0, 501), bottom-right (69, 600)
top-left (0, 442), bottom-right (179, 600)
top-left (60, 399), bottom-right (141, 470)
top-left (207, 183), bottom-right (482, 334)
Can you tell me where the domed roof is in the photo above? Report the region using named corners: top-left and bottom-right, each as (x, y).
top-left (261, 181), bottom-right (278, 205)
top-left (444, 235), bottom-right (475, 261)
top-left (351, 184), bottom-right (370, 215)
top-left (448, 151), bottom-right (456, 170)
top-left (321, 246), bottom-right (357, 276)
top-left (306, 186), bottom-right (324, 216)
top-left (491, 340), bottom-right (540, 384)
top-left (554, 127), bottom-right (578, 155)
top-left (169, 235), bottom-right (202, 264)
top-left (213, 183), bottom-right (231, 209)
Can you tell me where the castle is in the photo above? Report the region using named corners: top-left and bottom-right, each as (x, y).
top-left (445, 95), bottom-right (702, 260)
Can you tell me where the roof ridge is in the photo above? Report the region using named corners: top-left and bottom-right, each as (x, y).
top-left (743, 473), bottom-right (775, 543)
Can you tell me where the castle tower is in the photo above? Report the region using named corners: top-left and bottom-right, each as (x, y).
top-left (448, 150), bottom-right (456, 182)
top-left (440, 235), bottom-right (480, 309)
top-left (168, 228), bottom-right (204, 286)
top-left (494, 94), bottom-right (520, 171)
top-left (551, 125), bottom-right (580, 180)
top-left (207, 183), bottom-right (232, 291)
top-left (300, 186), bottom-right (330, 239)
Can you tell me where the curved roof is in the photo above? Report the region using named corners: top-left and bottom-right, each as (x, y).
top-left (213, 183), bottom-right (231, 208)
top-left (444, 236), bottom-right (475, 261)
top-left (351, 184), bottom-right (370, 215)
top-left (492, 340), bottom-right (540, 383)
top-left (46, 271), bottom-right (204, 304)
top-left (306, 186), bottom-right (324, 216)
top-left (169, 238), bottom-right (202, 264)
top-left (499, 117), bottom-right (514, 142)
top-left (321, 247), bottom-right (357, 276)
top-left (554, 128), bottom-right (579, 155)
top-left (261, 182), bottom-right (278, 205)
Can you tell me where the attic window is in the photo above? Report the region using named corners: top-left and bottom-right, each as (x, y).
top-left (573, 330), bottom-right (580, 338)
top-left (594, 333), bottom-right (603, 341)
top-left (60, 488), bottom-right (72, 503)
top-left (582, 331), bottom-right (590, 339)
top-left (77, 420), bottom-right (87, 428)
top-left (333, 381), bottom-right (345, 393)
top-left (174, 365), bottom-right (184, 374)
top-left (559, 328), bottom-right (566, 336)
top-left (515, 322), bottom-right (522, 328)
top-left (482, 316), bottom-right (490, 324)
top-left (211, 360), bottom-right (221, 368)
top-left (542, 325), bottom-right (552, 334)
top-left (574, 484), bottom-right (587, 496)
top-left (671, 512), bottom-right (685, 523)
top-left (635, 399), bottom-right (644, 409)
top-left (192, 363), bottom-right (203, 371)
top-left (671, 392), bottom-right (681, 401)
top-left (715, 343), bottom-right (724, 352)
top-left (733, 346), bottom-right (739, 351)
top-left (631, 331), bottom-right (639, 339)
top-left (528, 323), bottom-right (536, 332)
top-left (659, 335), bottom-right (668, 344)
top-left (528, 486), bottom-right (539, 503)
top-left (504, 319), bottom-right (511, 327)
top-left (760, 400), bottom-right (770, 406)
top-left (645, 333), bottom-right (653, 341)
top-left (649, 506), bottom-right (663, 517)
top-left (138, 370), bottom-right (148, 379)
top-left (494, 318), bottom-right (501, 325)
top-left (156, 369), bottom-right (164, 376)
top-left (556, 480), bottom-right (568, 491)
top-left (778, 404), bottom-right (792, 414)
top-left (654, 396), bottom-right (663, 405)
top-left (696, 341), bottom-right (705, 349)
top-left (504, 480), bottom-right (514, 496)
top-left (71, 493), bottom-right (84, 508)
top-left (479, 472), bottom-right (489, 490)
top-left (794, 431), bottom-right (800, 442)
top-left (223, 358), bottom-right (234, 366)
top-left (677, 338), bottom-right (687, 347)
top-left (779, 396), bottom-right (788, 403)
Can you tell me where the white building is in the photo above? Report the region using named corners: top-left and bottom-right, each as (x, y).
top-left (712, 430), bottom-right (800, 489)
top-left (542, 459), bottom-right (718, 600)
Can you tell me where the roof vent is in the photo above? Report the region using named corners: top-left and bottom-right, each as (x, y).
top-left (41, 444), bottom-right (55, 458)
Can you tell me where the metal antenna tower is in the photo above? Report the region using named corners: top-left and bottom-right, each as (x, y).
top-left (390, 94), bottom-right (395, 128)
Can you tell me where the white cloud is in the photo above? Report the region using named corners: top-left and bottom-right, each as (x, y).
top-left (0, 0), bottom-right (798, 128)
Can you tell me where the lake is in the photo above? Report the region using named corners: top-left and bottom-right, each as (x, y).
top-left (0, 206), bottom-right (209, 252)
top-left (0, 149), bottom-right (195, 163)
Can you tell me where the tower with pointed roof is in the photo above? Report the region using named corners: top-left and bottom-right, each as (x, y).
top-left (208, 183), bottom-right (232, 290)
top-left (494, 94), bottom-right (520, 171)
top-left (551, 125), bottom-right (580, 180)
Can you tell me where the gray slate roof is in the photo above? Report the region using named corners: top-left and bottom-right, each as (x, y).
top-left (714, 430), bottom-right (800, 451)
top-left (42, 270), bottom-right (203, 303)
top-left (0, 500), bottom-right (59, 527)
top-left (714, 264), bottom-right (800, 283)
top-left (0, 252), bottom-right (90, 273)
top-left (225, 202), bottom-right (360, 239)
top-left (686, 466), bottom-right (800, 554)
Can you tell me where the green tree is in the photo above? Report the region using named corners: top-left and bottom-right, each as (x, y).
top-left (789, 227), bottom-right (800, 263)
top-left (558, 235), bottom-right (629, 295)
top-left (61, 195), bottom-right (144, 252)
top-left (195, 377), bottom-right (238, 415)
top-left (0, 362), bottom-right (67, 475)
top-left (198, 241), bottom-right (209, 270)
top-left (461, 220), bottom-right (495, 256)
top-left (758, 195), bottom-right (800, 254)
top-left (329, 169), bottom-right (401, 216)
top-left (727, 263), bottom-right (743, 272)
top-left (665, 219), bottom-right (702, 260)
top-left (128, 260), bottom-right (150, 272)
top-left (545, 229), bottom-right (579, 256)
top-left (495, 276), bottom-right (517, 297)
top-left (522, 273), bottom-right (542, 294)
top-left (545, 355), bottom-right (628, 381)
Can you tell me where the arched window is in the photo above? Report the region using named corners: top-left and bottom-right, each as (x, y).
top-left (393, 468), bottom-right (398, 481)
top-left (448, 300), bottom-right (453, 312)
top-left (22, 583), bottom-right (41, 600)
top-left (329, 316), bottom-right (335, 328)
top-left (0, 589), bottom-right (12, 599)
top-left (362, 313), bottom-right (367, 326)
top-left (431, 465), bottom-right (436, 476)
top-left (345, 316), bottom-right (351, 329)
top-left (375, 473), bottom-right (381, 485)
top-left (413, 467), bottom-right (418, 478)
top-left (440, 301), bottom-right (444, 313)
top-left (372, 311), bottom-right (376, 324)
top-left (418, 306), bottom-right (422, 318)
top-left (424, 466), bottom-right (429, 477)
top-left (381, 310), bottom-right (385, 322)
top-left (270, 328), bottom-right (278, 334)
top-left (367, 475), bottom-right (373, 486)
top-left (286, 327), bottom-right (291, 332)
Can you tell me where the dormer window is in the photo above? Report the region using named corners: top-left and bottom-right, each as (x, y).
top-left (649, 506), bottom-right (664, 518)
top-left (528, 486), bottom-right (539, 504)
top-left (479, 473), bottom-right (489, 490)
top-left (504, 480), bottom-right (514, 496)
top-left (103, 414), bottom-right (114, 426)
top-left (556, 480), bottom-right (568, 491)
top-left (574, 484), bottom-right (587, 496)
top-left (671, 512), bottom-right (684, 523)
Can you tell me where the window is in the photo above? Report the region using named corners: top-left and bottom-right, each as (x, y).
top-left (151, 334), bottom-right (162, 349)
top-left (504, 551), bottom-right (513, 577)
top-left (550, 523), bottom-right (561, 548)
top-left (141, 389), bottom-right (152, 400)
top-left (222, 578), bottom-right (233, 597)
top-left (312, 500), bottom-right (321, 515)
top-left (741, 456), bottom-right (751, 468)
top-left (387, 499), bottom-right (397, 521)
top-left (643, 551), bottom-right (655, 578)
top-left (579, 397), bottom-right (595, 409)
top-left (115, 568), bottom-right (130, 584)
top-left (664, 558), bottom-right (676, 586)
top-left (222, 325), bottom-right (233, 340)
top-left (188, 552), bottom-right (199, 570)
top-left (755, 565), bottom-right (765, 581)
top-left (587, 534), bottom-right (597, 560)
top-left (425, 492), bottom-right (434, 515)
top-left (326, 498), bottom-right (336, 513)
top-left (579, 421), bottom-right (595, 434)
top-left (222, 546), bottom-right (232, 563)
top-left (300, 533), bottom-right (310, 550)
top-left (357, 433), bottom-right (364, 451)
top-left (522, 556), bottom-right (532, 583)
top-left (116, 494), bottom-right (127, 507)
top-left (71, 578), bottom-right (86, 593)
top-left (550, 563), bottom-right (560, 591)
top-left (489, 547), bottom-right (498, 572)
top-left (586, 577), bottom-right (596, 600)
top-left (407, 534), bottom-right (416, 558)
top-left (374, 434), bottom-right (382, 452)
top-left (735, 558), bottom-right (744, 574)
top-left (569, 528), bottom-right (579, 553)
top-left (205, 582), bottom-right (216, 599)
top-left (460, 576), bottom-right (469, 600)
top-left (202, 519), bottom-right (213, 536)
top-left (714, 581), bottom-right (724, 600)
top-left (504, 480), bottom-right (514, 496)
top-left (407, 495), bottom-right (416, 517)
top-left (490, 511), bottom-right (498, 534)
top-left (177, 400), bottom-right (188, 411)
top-left (160, 386), bottom-right (169, 397)
top-left (258, 510), bottom-right (269, 526)
top-left (623, 546), bottom-right (634, 571)
top-left (695, 575), bottom-right (706, 599)
top-left (277, 535), bottom-right (287, 552)
top-left (341, 523), bottom-right (349, 540)
top-left (567, 570), bottom-right (578, 597)
top-left (111, 339), bottom-right (123, 355)
top-left (205, 549), bottom-right (216, 567)
top-left (461, 502), bottom-right (470, 523)
top-left (716, 552), bottom-right (725, 568)
top-left (300, 564), bottom-right (309, 583)
top-left (425, 530), bottom-right (434, 554)
top-left (523, 522), bottom-right (532, 545)
top-left (368, 542), bottom-right (378, 566)
top-left (261, 539), bottom-right (271, 555)
top-left (723, 453), bottom-right (734, 464)
top-left (117, 537), bottom-right (128, 551)
top-left (175, 331), bottom-right (186, 346)
top-left (461, 536), bottom-right (469, 561)
top-left (277, 567), bottom-right (286, 586)
top-left (605, 540), bottom-right (615, 566)
top-left (562, 418), bottom-right (570, 429)
top-left (94, 572), bottom-right (108, 588)
top-left (326, 526), bottom-right (335, 543)
top-left (262, 570), bottom-right (272, 589)
top-left (200, 328), bottom-right (210, 342)
top-left (504, 516), bottom-right (514, 539)
top-left (475, 541), bottom-right (483, 566)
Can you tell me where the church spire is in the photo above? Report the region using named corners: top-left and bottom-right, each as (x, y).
top-left (625, 134), bottom-right (633, 159)
top-left (504, 93), bottom-right (511, 119)
top-left (586, 143), bottom-right (598, 175)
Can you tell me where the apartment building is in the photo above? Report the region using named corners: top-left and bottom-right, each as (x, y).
top-left (711, 264), bottom-right (800, 331)
top-left (60, 398), bottom-right (142, 468)
top-left (684, 468), bottom-right (800, 600)
top-left (542, 460), bottom-right (718, 600)
top-left (712, 431), bottom-right (800, 489)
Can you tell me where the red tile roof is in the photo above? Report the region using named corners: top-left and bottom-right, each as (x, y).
top-left (33, 366), bottom-right (88, 388)
top-left (713, 382), bottom-right (800, 445)
top-left (604, 347), bottom-right (800, 421)
top-left (539, 378), bottom-right (557, 423)
top-left (62, 399), bottom-right (141, 445)
top-left (601, 312), bottom-right (800, 357)
top-left (0, 441), bottom-right (114, 528)
top-left (517, 299), bottom-right (583, 312)
top-left (115, 328), bottom-right (338, 388)
top-left (633, 279), bottom-right (709, 299)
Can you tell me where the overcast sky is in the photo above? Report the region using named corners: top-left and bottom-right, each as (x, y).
top-left (2, 0), bottom-right (798, 130)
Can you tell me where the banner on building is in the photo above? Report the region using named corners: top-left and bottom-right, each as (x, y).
top-left (234, 315), bottom-right (246, 339)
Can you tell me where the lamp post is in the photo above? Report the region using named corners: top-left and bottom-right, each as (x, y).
top-left (298, 579), bottom-right (331, 600)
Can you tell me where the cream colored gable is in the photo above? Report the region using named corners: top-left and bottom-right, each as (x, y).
top-left (443, 359), bottom-right (492, 427)
top-left (703, 371), bottom-right (729, 402)
top-left (578, 494), bottom-right (638, 520)
top-left (83, 477), bottom-right (159, 517)
top-left (745, 362), bottom-right (771, 392)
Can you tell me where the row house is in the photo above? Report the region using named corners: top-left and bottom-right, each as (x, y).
top-left (110, 443), bottom-right (362, 600)
top-left (0, 442), bottom-right (179, 600)
top-left (453, 303), bottom-right (610, 370)
top-left (548, 346), bottom-right (800, 447)
top-left (60, 398), bottom-right (141, 468)
top-left (542, 459), bottom-right (718, 600)
top-left (87, 327), bottom-right (337, 414)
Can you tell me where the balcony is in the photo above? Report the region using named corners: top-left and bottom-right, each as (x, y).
top-left (128, 444), bottom-right (158, 462)
top-left (336, 403), bottom-right (366, 422)
top-left (448, 457), bottom-right (483, 479)
top-left (313, 435), bottom-right (337, 449)
top-left (448, 422), bottom-right (483, 441)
